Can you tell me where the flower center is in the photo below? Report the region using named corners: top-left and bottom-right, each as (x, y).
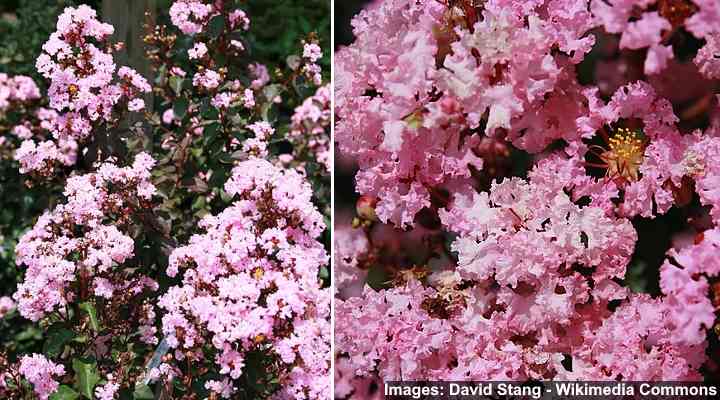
top-left (658, 0), bottom-right (698, 28)
top-left (599, 128), bottom-right (646, 182)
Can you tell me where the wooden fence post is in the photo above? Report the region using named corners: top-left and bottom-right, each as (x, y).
top-left (99, 0), bottom-right (157, 158)
top-left (103, 0), bottom-right (156, 103)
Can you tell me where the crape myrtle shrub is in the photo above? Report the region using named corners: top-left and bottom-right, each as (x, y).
top-left (0, 0), bottom-right (103, 310)
top-left (0, 0), bottom-right (102, 84)
top-left (0, 0), bottom-right (331, 399)
top-left (334, 0), bottom-right (720, 396)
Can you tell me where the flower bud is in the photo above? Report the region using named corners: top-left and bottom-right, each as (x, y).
top-left (356, 195), bottom-right (378, 222)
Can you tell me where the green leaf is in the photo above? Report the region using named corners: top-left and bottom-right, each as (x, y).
top-left (191, 196), bottom-right (206, 210)
top-left (72, 358), bottom-right (100, 399)
top-left (15, 325), bottom-right (42, 342)
top-left (207, 15), bottom-right (225, 38)
top-left (168, 76), bottom-right (185, 96)
top-left (73, 335), bottom-right (89, 344)
top-left (218, 151), bottom-right (237, 165)
top-left (173, 98), bottom-right (189, 120)
top-left (50, 385), bottom-right (80, 400)
top-left (366, 264), bottom-right (391, 291)
top-left (133, 383), bottom-right (154, 400)
top-left (203, 122), bottom-right (222, 145)
top-left (44, 324), bottom-right (75, 358)
top-left (79, 302), bottom-right (100, 332)
top-left (200, 101), bottom-right (219, 120)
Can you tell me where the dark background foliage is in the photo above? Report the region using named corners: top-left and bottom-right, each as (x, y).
top-left (334, 0), bottom-right (371, 215)
top-left (335, 0), bottom-right (371, 48)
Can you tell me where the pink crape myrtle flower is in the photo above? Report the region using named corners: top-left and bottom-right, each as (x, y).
top-left (14, 136), bottom-right (77, 176)
top-left (303, 43), bottom-right (322, 63)
top-left (0, 296), bottom-right (15, 318)
top-left (0, 73), bottom-right (40, 110)
top-left (205, 379), bottom-right (235, 399)
top-left (336, 0), bottom-right (720, 389)
top-left (13, 153), bottom-right (158, 321)
top-left (334, 223), bottom-right (369, 296)
top-left (248, 63), bottom-right (270, 89)
top-left (300, 40), bottom-right (324, 85)
top-left (128, 98), bottom-right (145, 111)
top-left (18, 354), bottom-right (65, 400)
top-left (169, 0), bottom-right (213, 34)
top-left (659, 228), bottom-right (720, 347)
top-left (569, 81), bottom-right (720, 222)
top-left (37, 6), bottom-right (144, 121)
top-left (336, 0), bottom-right (599, 226)
top-left (188, 42), bottom-right (208, 59)
top-left (289, 85), bottom-right (331, 172)
top-left (558, 294), bottom-right (706, 380)
top-left (94, 375), bottom-right (120, 400)
top-left (22, 5), bottom-right (151, 177)
top-left (192, 69), bottom-right (221, 89)
top-left (229, 9), bottom-right (250, 31)
top-left (158, 158), bottom-right (330, 399)
top-left (591, 0), bottom-right (720, 76)
top-left (335, 355), bottom-right (384, 400)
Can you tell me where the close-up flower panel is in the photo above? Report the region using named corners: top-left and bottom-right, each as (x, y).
top-left (334, 0), bottom-right (720, 396)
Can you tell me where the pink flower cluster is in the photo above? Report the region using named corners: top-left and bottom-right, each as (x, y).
top-left (0, 296), bottom-right (15, 319)
top-left (302, 42), bottom-right (324, 85)
top-left (335, 0), bottom-right (485, 226)
top-left (11, 109), bottom-right (75, 176)
top-left (334, 355), bottom-right (383, 400)
top-left (35, 5), bottom-right (150, 142)
top-left (18, 354), bottom-right (65, 400)
top-left (442, 174), bottom-right (636, 287)
top-left (241, 121), bottom-right (273, 158)
top-left (0, 73), bottom-right (40, 111)
top-left (333, 224), bottom-right (369, 295)
top-left (249, 63), bottom-right (270, 89)
top-left (337, 270), bottom-right (709, 382)
top-left (536, 81), bottom-right (720, 223)
top-left (169, 0), bottom-right (213, 35)
top-left (592, 0), bottom-right (719, 76)
top-left (335, 0), bottom-right (720, 228)
top-left (14, 136), bottom-right (77, 175)
top-left (13, 153), bottom-right (158, 321)
top-left (659, 228), bottom-right (720, 348)
top-left (0, 74), bottom-right (44, 154)
top-left (94, 375), bottom-right (120, 400)
top-left (157, 159), bottom-right (330, 399)
top-left (192, 68), bottom-right (222, 90)
top-left (188, 42), bottom-right (208, 59)
top-left (289, 85), bottom-right (331, 172)
top-left (209, 76), bottom-right (257, 111)
top-left (170, 0), bottom-right (249, 33)
top-left (229, 9), bottom-right (250, 31)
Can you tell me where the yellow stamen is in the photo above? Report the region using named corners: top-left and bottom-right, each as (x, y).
top-left (599, 128), bottom-right (646, 182)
